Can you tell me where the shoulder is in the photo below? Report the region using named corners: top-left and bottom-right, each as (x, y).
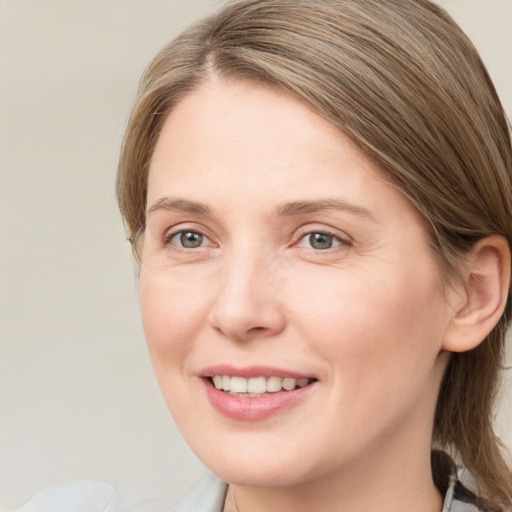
top-left (172, 473), bottom-right (228, 512)
top-left (5, 480), bottom-right (183, 512)
top-left (6, 480), bottom-right (116, 512)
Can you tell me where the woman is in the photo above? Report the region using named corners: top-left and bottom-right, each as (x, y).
top-left (117, 0), bottom-right (512, 511)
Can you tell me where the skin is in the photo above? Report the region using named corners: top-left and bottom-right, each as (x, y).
top-left (139, 77), bottom-right (468, 512)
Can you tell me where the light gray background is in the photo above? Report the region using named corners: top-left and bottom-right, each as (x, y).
top-left (1, 0), bottom-right (511, 509)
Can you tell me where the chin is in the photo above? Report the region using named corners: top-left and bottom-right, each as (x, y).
top-left (206, 457), bottom-right (309, 488)
top-left (185, 429), bottom-right (334, 488)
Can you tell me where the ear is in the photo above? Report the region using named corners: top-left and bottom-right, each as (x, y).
top-left (443, 235), bottom-right (511, 353)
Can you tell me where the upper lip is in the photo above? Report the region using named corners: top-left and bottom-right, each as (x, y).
top-left (200, 365), bottom-right (316, 380)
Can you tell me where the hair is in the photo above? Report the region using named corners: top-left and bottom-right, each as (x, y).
top-left (117, 0), bottom-right (512, 509)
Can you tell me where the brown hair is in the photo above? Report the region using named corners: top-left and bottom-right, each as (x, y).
top-left (117, 0), bottom-right (512, 508)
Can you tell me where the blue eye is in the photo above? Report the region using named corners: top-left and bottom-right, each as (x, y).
top-left (170, 230), bottom-right (208, 249)
top-left (298, 232), bottom-right (345, 250)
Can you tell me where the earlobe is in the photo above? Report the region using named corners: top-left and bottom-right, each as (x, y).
top-left (443, 235), bottom-right (511, 353)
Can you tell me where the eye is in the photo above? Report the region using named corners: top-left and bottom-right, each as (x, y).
top-left (168, 230), bottom-right (209, 249)
top-left (297, 232), bottom-right (347, 250)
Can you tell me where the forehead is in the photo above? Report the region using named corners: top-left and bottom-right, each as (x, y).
top-left (148, 78), bottom-right (384, 197)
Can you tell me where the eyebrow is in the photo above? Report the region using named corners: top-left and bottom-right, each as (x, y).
top-left (147, 198), bottom-right (211, 217)
top-left (146, 197), bottom-right (375, 221)
top-left (275, 199), bottom-right (375, 220)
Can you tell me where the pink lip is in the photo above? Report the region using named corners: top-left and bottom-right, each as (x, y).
top-left (200, 366), bottom-right (318, 421)
top-left (200, 365), bottom-right (314, 380)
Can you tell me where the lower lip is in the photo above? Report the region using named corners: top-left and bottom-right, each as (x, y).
top-left (202, 379), bottom-right (317, 421)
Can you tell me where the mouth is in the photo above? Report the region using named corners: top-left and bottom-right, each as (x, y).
top-left (200, 366), bottom-right (318, 420)
top-left (209, 375), bottom-right (315, 397)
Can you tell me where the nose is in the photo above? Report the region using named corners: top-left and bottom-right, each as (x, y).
top-left (208, 253), bottom-right (286, 341)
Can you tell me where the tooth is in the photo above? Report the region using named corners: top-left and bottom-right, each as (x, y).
top-left (222, 375), bottom-right (231, 391)
top-left (248, 377), bottom-right (266, 393)
top-left (217, 375), bottom-right (309, 394)
top-left (266, 376), bottom-right (282, 392)
top-left (282, 377), bottom-right (296, 391)
top-left (230, 376), bottom-right (248, 393)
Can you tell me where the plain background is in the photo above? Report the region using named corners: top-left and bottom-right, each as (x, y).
top-left (1, 0), bottom-right (511, 509)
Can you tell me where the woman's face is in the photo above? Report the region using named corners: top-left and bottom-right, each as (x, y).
top-left (140, 79), bottom-right (456, 487)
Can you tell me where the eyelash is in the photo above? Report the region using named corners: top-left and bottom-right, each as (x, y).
top-left (164, 228), bottom-right (351, 252)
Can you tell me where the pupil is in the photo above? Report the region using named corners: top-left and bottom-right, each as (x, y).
top-left (181, 232), bottom-right (203, 248)
top-left (310, 233), bottom-right (332, 250)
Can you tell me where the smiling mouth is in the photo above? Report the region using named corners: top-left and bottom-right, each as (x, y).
top-left (209, 375), bottom-right (315, 397)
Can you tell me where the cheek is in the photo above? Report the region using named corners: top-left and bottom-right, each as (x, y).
top-left (290, 264), bottom-right (447, 385)
top-left (139, 268), bottom-right (211, 371)
top-left (139, 268), bottom-right (217, 434)
top-left (287, 268), bottom-right (448, 452)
